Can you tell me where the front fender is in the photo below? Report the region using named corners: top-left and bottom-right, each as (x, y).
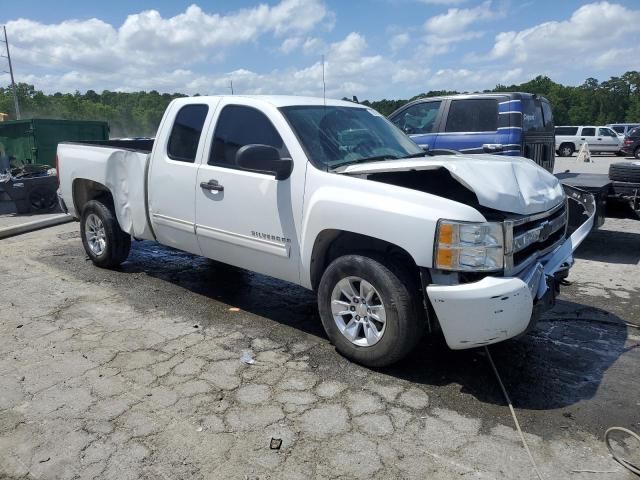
top-left (299, 170), bottom-right (485, 288)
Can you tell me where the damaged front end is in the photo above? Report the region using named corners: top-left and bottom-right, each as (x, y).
top-left (426, 185), bottom-right (595, 349)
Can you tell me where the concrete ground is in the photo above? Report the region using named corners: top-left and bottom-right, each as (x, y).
top-left (0, 199), bottom-right (63, 230)
top-left (0, 207), bottom-right (639, 479)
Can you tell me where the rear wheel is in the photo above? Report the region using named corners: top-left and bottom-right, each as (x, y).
top-left (317, 254), bottom-right (424, 367)
top-left (558, 143), bottom-right (574, 157)
top-left (635, 147), bottom-right (640, 160)
top-left (80, 199), bottom-right (131, 268)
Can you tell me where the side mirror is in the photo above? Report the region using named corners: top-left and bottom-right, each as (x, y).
top-left (236, 144), bottom-right (293, 180)
top-left (420, 144), bottom-right (429, 152)
top-left (482, 143), bottom-right (504, 153)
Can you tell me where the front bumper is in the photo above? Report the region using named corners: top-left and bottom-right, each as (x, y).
top-left (426, 186), bottom-right (595, 350)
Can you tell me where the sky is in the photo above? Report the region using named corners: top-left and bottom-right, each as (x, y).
top-left (0, 0), bottom-right (639, 100)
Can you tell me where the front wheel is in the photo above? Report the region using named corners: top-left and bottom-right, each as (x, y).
top-left (558, 144), bottom-right (574, 157)
top-left (317, 254), bottom-right (424, 367)
top-left (80, 199), bottom-right (131, 268)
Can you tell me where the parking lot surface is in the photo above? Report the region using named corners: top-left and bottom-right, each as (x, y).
top-left (1, 216), bottom-right (638, 480)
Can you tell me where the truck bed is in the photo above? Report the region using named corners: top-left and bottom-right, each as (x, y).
top-left (57, 142), bottom-right (154, 240)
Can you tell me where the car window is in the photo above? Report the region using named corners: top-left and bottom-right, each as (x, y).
top-left (541, 101), bottom-right (554, 127)
top-left (612, 126), bottom-right (625, 134)
top-left (581, 127), bottom-right (596, 136)
top-left (445, 99), bottom-right (498, 133)
top-left (628, 126), bottom-right (640, 137)
top-left (555, 126), bottom-right (578, 135)
top-left (209, 105), bottom-right (286, 168)
top-left (598, 127), bottom-right (616, 137)
top-left (167, 104), bottom-right (209, 162)
top-left (391, 101), bottom-right (441, 134)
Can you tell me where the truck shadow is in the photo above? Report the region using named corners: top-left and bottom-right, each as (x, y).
top-left (116, 242), bottom-right (633, 411)
top-left (573, 226), bottom-right (640, 265)
top-left (386, 299), bottom-right (632, 411)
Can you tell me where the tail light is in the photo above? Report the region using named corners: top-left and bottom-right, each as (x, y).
top-left (55, 154), bottom-right (60, 185)
top-left (624, 138), bottom-right (633, 145)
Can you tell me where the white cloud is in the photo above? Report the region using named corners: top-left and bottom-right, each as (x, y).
top-left (390, 33), bottom-right (410, 52)
top-left (424, 0), bottom-right (495, 35)
top-left (419, 0), bottom-right (467, 5)
top-left (7, 0), bottom-right (330, 72)
top-left (280, 37), bottom-right (303, 54)
top-left (422, 0), bottom-right (498, 54)
top-left (488, 2), bottom-right (640, 70)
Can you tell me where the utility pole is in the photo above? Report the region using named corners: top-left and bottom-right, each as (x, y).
top-left (229, 80), bottom-right (234, 95)
top-left (1, 26), bottom-right (20, 119)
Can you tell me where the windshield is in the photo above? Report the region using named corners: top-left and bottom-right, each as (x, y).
top-left (280, 106), bottom-right (424, 170)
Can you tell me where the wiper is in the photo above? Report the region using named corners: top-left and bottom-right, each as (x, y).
top-left (397, 151), bottom-right (428, 159)
top-left (330, 155), bottom-right (399, 170)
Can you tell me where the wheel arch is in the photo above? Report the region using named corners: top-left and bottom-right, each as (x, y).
top-left (72, 178), bottom-right (114, 216)
top-left (309, 229), bottom-right (420, 292)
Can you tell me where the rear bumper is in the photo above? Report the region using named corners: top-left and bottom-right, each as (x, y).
top-left (426, 186), bottom-right (595, 350)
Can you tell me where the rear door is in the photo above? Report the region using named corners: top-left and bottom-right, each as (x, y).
top-left (148, 100), bottom-right (218, 255)
top-left (434, 98), bottom-right (510, 154)
top-left (194, 101), bottom-right (303, 284)
top-left (579, 127), bottom-right (597, 151)
top-left (388, 100), bottom-right (443, 150)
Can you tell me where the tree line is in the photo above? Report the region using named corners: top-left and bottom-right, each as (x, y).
top-left (1, 71), bottom-right (639, 137)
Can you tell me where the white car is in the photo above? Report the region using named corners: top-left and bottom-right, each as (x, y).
top-left (555, 125), bottom-right (623, 156)
top-left (607, 123), bottom-right (640, 138)
top-left (56, 95), bottom-right (594, 367)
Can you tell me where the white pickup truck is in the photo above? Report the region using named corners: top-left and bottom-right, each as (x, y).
top-left (57, 95), bottom-right (594, 367)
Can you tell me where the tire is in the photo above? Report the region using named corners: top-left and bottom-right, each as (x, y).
top-left (558, 143), bottom-right (574, 157)
top-left (635, 146), bottom-right (640, 160)
top-left (80, 199), bottom-right (131, 268)
top-left (317, 254), bottom-right (424, 367)
top-left (612, 181), bottom-right (640, 196)
top-left (609, 161), bottom-right (640, 183)
top-left (28, 186), bottom-right (58, 212)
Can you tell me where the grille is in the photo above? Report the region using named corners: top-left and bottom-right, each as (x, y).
top-left (504, 201), bottom-right (568, 275)
top-left (523, 141), bottom-right (554, 172)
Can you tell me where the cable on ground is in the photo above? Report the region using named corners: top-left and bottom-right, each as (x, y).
top-left (485, 346), bottom-right (545, 480)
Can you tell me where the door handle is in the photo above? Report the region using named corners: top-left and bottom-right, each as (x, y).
top-left (200, 179), bottom-right (224, 192)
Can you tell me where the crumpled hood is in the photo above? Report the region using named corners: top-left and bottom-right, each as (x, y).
top-left (340, 153), bottom-right (565, 215)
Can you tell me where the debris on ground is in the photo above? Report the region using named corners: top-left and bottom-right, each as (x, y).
top-left (240, 351), bottom-right (256, 365)
top-left (270, 438), bottom-right (282, 450)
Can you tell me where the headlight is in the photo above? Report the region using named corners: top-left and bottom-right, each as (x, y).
top-left (434, 220), bottom-right (504, 271)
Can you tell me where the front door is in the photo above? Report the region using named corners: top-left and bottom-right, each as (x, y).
top-left (194, 103), bottom-right (302, 283)
top-left (597, 127), bottom-right (621, 152)
top-left (389, 100), bottom-right (442, 150)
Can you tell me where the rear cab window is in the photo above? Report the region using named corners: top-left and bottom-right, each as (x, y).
top-left (581, 127), bottom-right (596, 136)
top-left (445, 99), bottom-right (498, 132)
top-left (167, 104), bottom-right (209, 162)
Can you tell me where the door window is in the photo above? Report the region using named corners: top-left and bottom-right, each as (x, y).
top-left (445, 99), bottom-right (498, 133)
top-left (555, 126), bottom-right (578, 135)
top-left (612, 126), bottom-right (625, 134)
top-left (391, 101), bottom-right (441, 134)
top-left (598, 127), bottom-right (617, 137)
top-left (581, 127), bottom-right (596, 136)
top-left (167, 104), bottom-right (209, 162)
top-left (209, 105), bottom-right (286, 168)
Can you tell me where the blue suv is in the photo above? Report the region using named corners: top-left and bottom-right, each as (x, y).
top-left (388, 92), bottom-right (555, 172)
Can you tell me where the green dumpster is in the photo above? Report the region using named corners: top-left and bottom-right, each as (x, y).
top-left (0, 118), bottom-right (109, 167)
